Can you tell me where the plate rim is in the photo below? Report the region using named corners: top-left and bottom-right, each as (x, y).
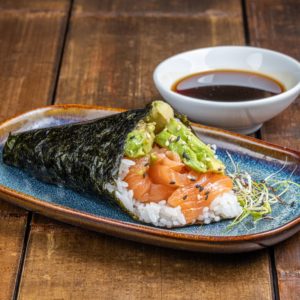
top-left (0, 104), bottom-right (299, 244)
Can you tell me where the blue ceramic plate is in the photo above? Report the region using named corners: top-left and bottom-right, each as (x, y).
top-left (0, 105), bottom-right (299, 253)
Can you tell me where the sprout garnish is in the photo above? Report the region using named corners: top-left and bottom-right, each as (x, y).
top-left (226, 152), bottom-right (299, 230)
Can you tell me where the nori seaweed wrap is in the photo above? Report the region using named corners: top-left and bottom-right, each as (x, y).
top-left (3, 106), bottom-right (150, 201)
top-left (3, 101), bottom-right (242, 227)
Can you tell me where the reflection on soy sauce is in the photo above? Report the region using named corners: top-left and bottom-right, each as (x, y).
top-left (172, 70), bottom-right (285, 102)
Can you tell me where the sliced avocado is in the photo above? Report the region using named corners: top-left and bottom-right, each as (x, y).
top-left (155, 129), bottom-right (207, 173)
top-left (155, 118), bottom-right (225, 173)
top-left (124, 101), bottom-right (173, 158)
top-left (147, 100), bottom-right (174, 133)
top-left (124, 121), bottom-right (155, 158)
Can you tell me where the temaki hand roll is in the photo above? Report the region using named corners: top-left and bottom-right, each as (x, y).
top-left (3, 101), bottom-right (242, 227)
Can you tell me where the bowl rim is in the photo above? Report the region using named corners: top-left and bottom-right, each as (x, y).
top-left (153, 45), bottom-right (300, 107)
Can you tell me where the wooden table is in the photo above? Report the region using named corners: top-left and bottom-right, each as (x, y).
top-left (0, 1), bottom-right (299, 299)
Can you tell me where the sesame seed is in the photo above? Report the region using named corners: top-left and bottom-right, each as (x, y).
top-left (195, 184), bottom-right (204, 192)
top-left (187, 175), bottom-right (196, 181)
top-left (183, 195), bottom-right (188, 200)
top-left (165, 140), bottom-right (170, 146)
top-left (197, 194), bottom-right (201, 200)
top-left (176, 125), bottom-right (181, 131)
top-left (210, 144), bottom-right (217, 151)
top-left (182, 152), bottom-right (190, 160)
top-left (175, 136), bottom-right (181, 142)
top-left (169, 181), bottom-right (176, 185)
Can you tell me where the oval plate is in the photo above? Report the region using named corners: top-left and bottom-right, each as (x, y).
top-left (0, 105), bottom-right (299, 253)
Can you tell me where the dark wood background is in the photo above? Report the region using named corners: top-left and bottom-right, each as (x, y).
top-left (0, 0), bottom-right (299, 299)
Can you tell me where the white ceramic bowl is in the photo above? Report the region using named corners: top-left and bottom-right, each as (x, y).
top-left (153, 46), bottom-right (300, 134)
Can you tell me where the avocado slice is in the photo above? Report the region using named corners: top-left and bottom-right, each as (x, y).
top-left (146, 100), bottom-right (174, 133)
top-left (124, 121), bottom-right (155, 158)
top-left (124, 101), bottom-right (224, 173)
top-left (155, 118), bottom-right (225, 173)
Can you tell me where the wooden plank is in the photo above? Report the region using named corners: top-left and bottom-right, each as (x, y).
top-left (246, 0), bottom-right (300, 299)
top-left (0, 0), bottom-right (70, 118)
top-left (56, 0), bottom-right (244, 108)
top-left (274, 235), bottom-right (300, 300)
top-left (0, 0), bottom-right (67, 11)
top-left (246, 0), bottom-right (300, 149)
top-left (0, 0), bottom-right (71, 299)
top-left (18, 1), bottom-right (273, 299)
top-left (19, 215), bottom-right (272, 300)
top-left (0, 214), bottom-right (27, 300)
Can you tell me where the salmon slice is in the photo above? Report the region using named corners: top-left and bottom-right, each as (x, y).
top-left (148, 148), bottom-right (191, 187)
top-left (124, 146), bottom-right (234, 224)
top-left (125, 173), bottom-right (151, 200)
top-left (167, 173), bottom-right (213, 207)
top-left (148, 164), bottom-right (191, 187)
top-left (124, 154), bottom-right (177, 202)
top-left (139, 184), bottom-right (176, 203)
top-left (167, 173), bottom-right (233, 223)
top-left (168, 173), bottom-right (232, 206)
top-left (151, 148), bottom-right (185, 172)
top-left (124, 157), bottom-right (151, 200)
top-left (204, 176), bottom-right (233, 202)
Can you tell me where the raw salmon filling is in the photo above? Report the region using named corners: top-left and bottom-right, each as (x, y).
top-left (105, 146), bottom-right (242, 228)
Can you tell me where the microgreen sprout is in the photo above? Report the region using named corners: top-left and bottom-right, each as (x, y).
top-left (226, 152), bottom-right (299, 230)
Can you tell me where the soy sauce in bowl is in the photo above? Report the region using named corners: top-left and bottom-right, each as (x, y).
top-left (172, 70), bottom-right (285, 102)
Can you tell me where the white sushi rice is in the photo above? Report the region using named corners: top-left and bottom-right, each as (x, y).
top-left (105, 158), bottom-right (242, 228)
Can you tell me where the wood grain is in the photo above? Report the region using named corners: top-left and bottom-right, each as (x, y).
top-left (19, 215), bottom-right (272, 300)
top-left (56, 0), bottom-right (244, 108)
top-left (18, 1), bottom-right (273, 299)
top-left (0, 191), bottom-right (27, 300)
top-left (246, 0), bottom-right (300, 299)
top-left (0, 0), bottom-right (70, 118)
top-left (275, 235), bottom-right (300, 300)
top-left (0, 0), bottom-right (70, 299)
top-left (0, 214), bottom-right (27, 300)
top-left (247, 0), bottom-right (300, 149)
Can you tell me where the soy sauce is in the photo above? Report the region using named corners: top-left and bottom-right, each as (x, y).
top-left (172, 70), bottom-right (285, 102)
